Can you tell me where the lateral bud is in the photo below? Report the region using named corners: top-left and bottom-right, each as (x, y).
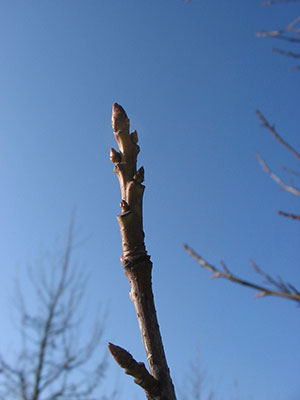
top-left (110, 147), bottom-right (121, 164)
top-left (134, 166), bottom-right (145, 183)
top-left (131, 130), bottom-right (138, 144)
top-left (120, 200), bottom-right (130, 212)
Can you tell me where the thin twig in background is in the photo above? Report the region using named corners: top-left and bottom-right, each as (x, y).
top-left (0, 220), bottom-right (108, 400)
top-left (183, 244), bottom-right (300, 303)
top-left (256, 8), bottom-right (300, 69)
top-left (278, 210), bottom-right (300, 220)
top-left (272, 47), bottom-right (300, 58)
top-left (280, 166), bottom-right (300, 179)
top-left (261, 0), bottom-right (298, 5)
top-left (256, 153), bottom-right (300, 195)
top-left (256, 110), bottom-right (300, 161)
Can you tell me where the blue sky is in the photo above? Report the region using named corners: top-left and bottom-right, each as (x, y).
top-left (0, 1), bottom-right (299, 399)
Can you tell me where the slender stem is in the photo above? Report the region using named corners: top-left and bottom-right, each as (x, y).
top-left (256, 110), bottom-right (300, 161)
top-left (110, 103), bottom-right (176, 399)
top-left (184, 244), bottom-right (300, 303)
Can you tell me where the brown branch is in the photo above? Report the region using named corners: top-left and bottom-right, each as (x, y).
top-left (256, 30), bottom-right (300, 43)
top-left (280, 165), bottom-right (300, 178)
top-left (287, 15), bottom-right (300, 31)
top-left (272, 47), bottom-right (300, 58)
top-left (271, 45), bottom-right (300, 68)
top-left (256, 29), bottom-right (282, 38)
top-left (261, 0), bottom-right (298, 5)
top-left (108, 343), bottom-right (160, 399)
top-left (256, 110), bottom-right (300, 161)
top-left (278, 210), bottom-right (300, 220)
top-left (257, 7), bottom-right (300, 68)
top-left (256, 153), bottom-right (300, 195)
top-left (183, 244), bottom-right (300, 303)
top-left (110, 103), bottom-right (176, 400)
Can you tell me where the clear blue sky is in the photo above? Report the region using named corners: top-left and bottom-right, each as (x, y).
top-left (0, 1), bottom-right (299, 399)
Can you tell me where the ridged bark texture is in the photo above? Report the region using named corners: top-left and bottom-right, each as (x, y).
top-left (109, 103), bottom-right (176, 400)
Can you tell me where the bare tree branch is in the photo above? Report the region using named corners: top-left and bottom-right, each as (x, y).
top-left (256, 30), bottom-right (300, 43)
top-left (0, 220), bottom-right (108, 400)
top-left (179, 349), bottom-right (215, 400)
top-left (272, 47), bottom-right (300, 58)
top-left (108, 343), bottom-right (160, 399)
top-left (256, 110), bottom-right (300, 161)
top-left (287, 15), bottom-right (300, 31)
top-left (256, 153), bottom-right (300, 195)
top-left (278, 210), bottom-right (300, 219)
top-left (261, 0), bottom-right (298, 5)
top-left (109, 103), bottom-right (176, 399)
top-left (256, 5), bottom-right (300, 69)
top-left (183, 244), bottom-right (300, 303)
top-left (280, 165), bottom-right (300, 178)
top-left (31, 223), bottom-right (75, 400)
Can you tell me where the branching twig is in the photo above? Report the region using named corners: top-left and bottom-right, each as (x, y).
top-left (261, 0), bottom-right (298, 5)
top-left (256, 153), bottom-right (300, 195)
top-left (256, 8), bottom-right (300, 69)
top-left (109, 103), bottom-right (176, 399)
top-left (108, 343), bottom-right (160, 399)
top-left (0, 220), bottom-right (107, 400)
top-left (256, 110), bottom-right (300, 161)
top-left (256, 30), bottom-right (300, 43)
top-left (183, 244), bottom-right (300, 303)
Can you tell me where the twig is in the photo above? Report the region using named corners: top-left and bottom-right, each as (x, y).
top-left (109, 103), bottom-right (176, 399)
top-left (108, 343), bottom-right (160, 399)
top-left (256, 110), bottom-right (300, 161)
top-left (256, 30), bottom-right (300, 43)
top-left (287, 15), bottom-right (300, 31)
top-left (278, 210), bottom-right (300, 220)
top-left (261, 0), bottom-right (298, 5)
top-left (280, 165), bottom-right (300, 178)
top-left (257, 8), bottom-right (300, 68)
top-left (183, 244), bottom-right (300, 303)
top-left (256, 153), bottom-right (300, 195)
top-left (272, 47), bottom-right (300, 58)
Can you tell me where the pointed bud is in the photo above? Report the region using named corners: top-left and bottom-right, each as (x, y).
top-left (134, 166), bottom-right (144, 183)
top-left (131, 130), bottom-right (138, 144)
top-left (110, 147), bottom-right (121, 164)
top-left (108, 343), bottom-right (133, 369)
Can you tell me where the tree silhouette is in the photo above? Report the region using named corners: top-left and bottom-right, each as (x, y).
top-left (0, 220), bottom-right (111, 400)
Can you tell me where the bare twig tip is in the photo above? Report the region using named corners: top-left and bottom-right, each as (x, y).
top-left (108, 343), bottom-right (133, 369)
top-left (278, 210), bottom-right (300, 220)
top-left (112, 103), bottom-right (129, 132)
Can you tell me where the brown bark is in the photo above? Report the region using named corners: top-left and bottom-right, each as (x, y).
top-left (109, 103), bottom-right (176, 400)
top-left (108, 343), bottom-right (160, 399)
